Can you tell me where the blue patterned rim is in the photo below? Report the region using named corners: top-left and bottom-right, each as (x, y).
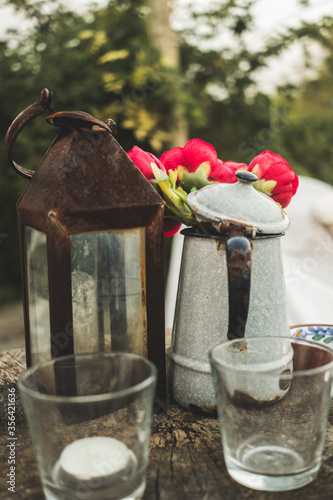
top-left (290, 325), bottom-right (333, 346)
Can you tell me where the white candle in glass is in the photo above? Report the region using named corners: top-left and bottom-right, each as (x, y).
top-left (56, 437), bottom-right (134, 489)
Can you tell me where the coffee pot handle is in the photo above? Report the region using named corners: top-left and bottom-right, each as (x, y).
top-left (4, 88), bottom-right (54, 179)
top-left (226, 236), bottom-right (252, 340)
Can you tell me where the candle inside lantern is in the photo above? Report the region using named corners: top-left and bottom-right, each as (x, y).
top-left (55, 437), bottom-right (135, 490)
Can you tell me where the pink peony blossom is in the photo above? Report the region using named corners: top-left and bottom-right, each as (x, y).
top-left (127, 145), bottom-right (166, 180)
top-left (128, 143), bottom-right (299, 237)
top-left (160, 139), bottom-right (216, 175)
top-left (164, 220), bottom-right (182, 237)
top-left (127, 146), bottom-right (180, 237)
top-left (160, 138), bottom-right (238, 183)
top-left (210, 160), bottom-right (248, 183)
top-left (248, 150), bottom-right (299, 208)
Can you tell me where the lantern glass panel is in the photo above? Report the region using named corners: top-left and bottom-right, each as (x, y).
top-left (70, 227), bottom-right (147, 357)
top-left (25, 226), bottom-right (51, 364)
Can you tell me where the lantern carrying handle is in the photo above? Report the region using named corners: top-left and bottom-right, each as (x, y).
top-left (4, 88), bottom-right (55, 179)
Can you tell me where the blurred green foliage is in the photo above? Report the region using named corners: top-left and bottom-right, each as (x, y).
top-left (272, 24), bottom-right (333, 183)
top-left (0, 0), bottom-right (333, 302)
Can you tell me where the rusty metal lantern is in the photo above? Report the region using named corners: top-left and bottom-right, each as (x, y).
top-left (4, 89), bottom-right (166, 397)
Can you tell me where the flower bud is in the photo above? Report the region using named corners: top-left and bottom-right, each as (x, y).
top-left (248, 151), bottom-right (298, 208)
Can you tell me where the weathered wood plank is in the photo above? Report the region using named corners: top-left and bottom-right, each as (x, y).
top-left (144, 402), bottom-right (333, 500)
top-left (0, 349), bottom-right (44, 500)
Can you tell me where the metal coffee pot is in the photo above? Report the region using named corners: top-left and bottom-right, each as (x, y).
top-left (168, 171), bottom-right (291, 413)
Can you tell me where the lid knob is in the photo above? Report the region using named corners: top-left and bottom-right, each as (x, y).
top-left (235, 171), bottom-right (258, 184)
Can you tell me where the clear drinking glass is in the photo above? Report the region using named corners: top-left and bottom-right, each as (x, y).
top-left (18, 352), bottom-right (157, 500)
top-left (209, 336), bottom-right (333, 492)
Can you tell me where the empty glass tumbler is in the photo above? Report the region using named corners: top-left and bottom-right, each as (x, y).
top-left (210, 336), bottom-right (333, 492)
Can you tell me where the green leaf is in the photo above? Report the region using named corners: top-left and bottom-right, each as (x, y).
top-left (170, 186), bottom-right (188, 203)
top-left (157, 179), bottom-right (195, 226)
top-left (263, 180), bottom-right (277, 194)
top-left (179, 167), bottom-right (214, 193)
top-left (252, 179), bottom-right (275, 198)
top-left (152, 164), bottom-right (169, 182)
top-left (169, 169), bottom-right (178, 189)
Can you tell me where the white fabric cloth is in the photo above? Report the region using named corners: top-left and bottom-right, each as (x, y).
top-left (281, 176), bottom-right (333, 326)
top-left (165, 225), bottom-right (185, 330)
top-left (165, 177), bottom-right (333, 330)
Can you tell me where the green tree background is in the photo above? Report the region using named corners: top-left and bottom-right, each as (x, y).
top-left (1, 0), bottom-right (333, 304)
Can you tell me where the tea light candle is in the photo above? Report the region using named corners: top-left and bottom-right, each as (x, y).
top-left (57, 437), bottom-right (133, 489)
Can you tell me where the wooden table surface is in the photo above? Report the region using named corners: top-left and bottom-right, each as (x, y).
top-left (1, 348), bottom-right (333, 500)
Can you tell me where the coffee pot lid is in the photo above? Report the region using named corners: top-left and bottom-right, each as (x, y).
top-left (187, 170), bottom-right (289, 236)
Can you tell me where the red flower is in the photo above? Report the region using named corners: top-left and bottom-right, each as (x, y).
top-left (160, 138), bottom-right (238, 183)
top-left (164, 220), bottom-right (182, 237)
top-left (127, 145), bottom-right (166, 180)
top-left (160, 139), bottom-right (216, 174)
top-left (128, 144), bottom-right (299, 237)
top-left (127, 146), bottom-right (180, 237)
top-left (210, 160), bottom-right (247, 183)
top-left (248, 151), bottom-right (299, 208)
